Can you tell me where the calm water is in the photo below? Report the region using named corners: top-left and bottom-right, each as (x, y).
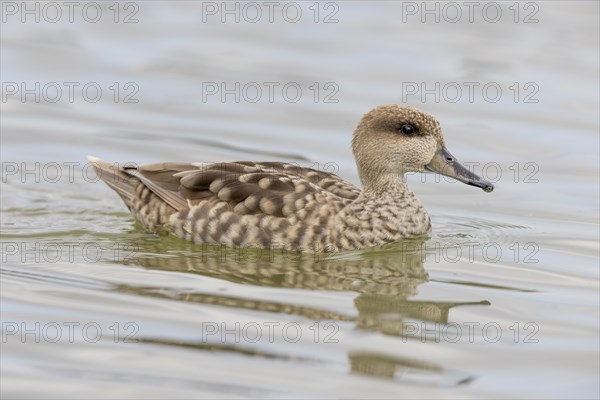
top-left (1, 1), bottom-right (599, 398)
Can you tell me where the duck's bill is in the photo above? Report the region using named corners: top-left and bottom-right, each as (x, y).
top-left (425, 146), bottom-right (494, 192)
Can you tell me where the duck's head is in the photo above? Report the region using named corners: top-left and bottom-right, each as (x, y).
top-left (352, 104), bottom-right (494, 192)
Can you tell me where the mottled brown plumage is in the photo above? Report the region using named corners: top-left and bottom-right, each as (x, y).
top-left (88, 105), bottom-right (493, 252)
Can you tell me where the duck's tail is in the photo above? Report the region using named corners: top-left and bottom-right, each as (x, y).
top-left (86, 155), bottom-right (137, 205)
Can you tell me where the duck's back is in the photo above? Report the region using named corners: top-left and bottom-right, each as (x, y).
top-left (90, 157), bottom-right (361, 251)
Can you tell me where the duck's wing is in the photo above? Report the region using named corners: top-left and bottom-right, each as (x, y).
top-left (124, 161), bottom-right (361, 217)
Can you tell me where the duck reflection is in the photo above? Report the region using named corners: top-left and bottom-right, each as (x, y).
top-left (116, 235), bottom-right (488, 382)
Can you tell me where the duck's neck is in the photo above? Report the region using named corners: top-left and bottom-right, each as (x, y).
top-left (361, 172), bottom-right (413, 202)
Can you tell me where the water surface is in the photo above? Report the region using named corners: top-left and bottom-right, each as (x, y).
top-left (1, 1), bottom-right (599, 398)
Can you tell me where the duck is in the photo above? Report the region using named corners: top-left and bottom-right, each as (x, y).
top-left (88, 105), bottom-right (493, 253)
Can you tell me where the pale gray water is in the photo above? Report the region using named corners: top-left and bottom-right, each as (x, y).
top-left (1, 1), bottom-right (599, 399)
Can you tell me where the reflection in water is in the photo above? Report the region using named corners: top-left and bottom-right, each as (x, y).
top-left (115, 234), bottom-right (489, 384)
top-left (348, 352), bottom-right (474, 386)
top-left (137, 337), bottom-right (319, 363)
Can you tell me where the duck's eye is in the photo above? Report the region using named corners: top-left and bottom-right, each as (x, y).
top-left (400, 124), bottom-right (416, 136)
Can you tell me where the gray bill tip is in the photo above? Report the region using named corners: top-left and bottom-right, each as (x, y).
top-left (469, 180), bottom-right (494, 192)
